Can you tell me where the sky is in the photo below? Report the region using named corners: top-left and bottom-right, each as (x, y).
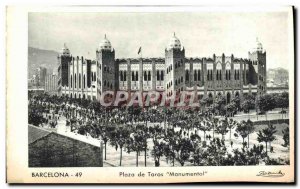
top-left (29, 11), bottom-right (290, 69)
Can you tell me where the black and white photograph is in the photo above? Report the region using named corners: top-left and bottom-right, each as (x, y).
top-left (6, 5), bottom-right (295, 183)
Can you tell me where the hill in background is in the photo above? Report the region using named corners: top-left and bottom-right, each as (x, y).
top-left (28, 47), bottom-right (58, 78)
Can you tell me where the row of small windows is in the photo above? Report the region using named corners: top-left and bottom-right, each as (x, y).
top-left (175, 76), bottom-right (184, 86)
top-left (205, 70), bottom-right (240, 81)
top-left (216, 70), bottom-right (222, 81)
top-left (167, 81), bottom-right (173, 89)
top-left (103, 80), bottom-right (113, 89)
top-left (157, 70), bottom-right (164, 81)
top-left (120, 71), bottom-right (127, 81)
top-left (234, 70), bottom-right (240, 80)
top-left (144, 71), bottom-right (151, 81)
top-left (132, 71), bottom-right (139, 81)
top-left (207, 70), bottom-right (213, 81)
top-left (174, 60), bottom-right (184, 69)
top-left (70, 74), bottom-right (86, 89)
top-left (120, 70), bottom-right (164, 82)
top-left (167, 65), bottom-right (173, 74)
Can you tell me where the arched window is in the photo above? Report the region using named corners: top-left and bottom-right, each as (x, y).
top-left (194, 70), bottom-right (197, 81)
top-left (104, 80), bottom-right (106, 87)
top-left (185, 70), bottom-right (189, 81)
top-left (94, 72), bottom-right (96, 81)
top-left (74, 74), bottom-right (77, 88)
top-left (124, 71), bottom-right (127, 81)
top-left (206, 70), bottom-right (209, 81)
top-left (148, 71), bottom-right (151, 81)
top-left (79, 74), bottom-right (81, 88)
top-left (144, 71), bottom-right (147, 81)
top-left (132, 72), bottom-right (135, 81)
top-left (225, 63), bottom-right (231, 81)
top-left (70, 75), bottom-right (73, 88)
top-left (181, 76), bottom-right (183, 83)
top-left (216, 63), bottom-right (222, 81)
top-left (198, 70), bottom-right (201, 81)
top-left (161, 70), bottom-right (164, 80)
top-left (135, 71), bottom-right (138, 81)
top-left (157, 70), bottom-right (160, 81)
top-left (83, 75), bottom-right (86, 89)
top-left (120, 71), bottom-right (123, 81)
top-left (227, 93), bottom-right (231, 104)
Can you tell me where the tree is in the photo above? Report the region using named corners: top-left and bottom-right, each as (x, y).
top-left (241, 97), bottom-right (255, 117)
top-left (235, 121), bottom-right (248, 148)
top-left (256, 94), bottom-right (276, 120)
top-left (282, 127), bottom-right (289, 148)
top-left (227, 118), bottom-right (236, 144)
top-left (99, 126), bottom-right (115, 160)
top-left (245, 119), bottom-right (255, 148)
top-left (225, 103), bottom-right (236, 117)
top-left (110, 126), bottom-right (131, 166)
top-left (214, 95), bottom-right (226, 116)
top-left (177, 138), bottom-right (193, 166)
top-left (152, 141), bottom-right (165, 167)
top-left (257, 124), bottom-right (277, 156)
top-left (215, 119), bottom-right (229, 141)
top-left (276, 92), bottom-right (289, 119)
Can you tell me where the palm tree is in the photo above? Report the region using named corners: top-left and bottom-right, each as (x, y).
top-left (246, 119), bottom-right (255, 148)
top-left (216, 119), bottom-right (229, 141)
top-left (282, 127), bottom-right (289, 148)
top-left (228, 118), bottom-right (236, 144)
top-left (257, 124), bottom-right (277, 156)
top-left (235, 121), bottom-right (248, 148)
top-left (110, 126), bottom-right (131, 166)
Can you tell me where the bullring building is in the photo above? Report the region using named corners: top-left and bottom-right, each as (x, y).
top-left (57, 34), bottom-right (266, 103)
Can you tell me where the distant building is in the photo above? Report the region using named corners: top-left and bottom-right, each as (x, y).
top-left (45, 73), bottom-right (58, 95)
top-left (57, 34), bottom-right (267, 103)
top-left (267, 68), bottom-right (289, 87)
top-left (35, 66), bottom-right (47, 87)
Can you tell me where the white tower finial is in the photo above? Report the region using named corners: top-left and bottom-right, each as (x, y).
top-left (104, 34), bottom-right (107, 39)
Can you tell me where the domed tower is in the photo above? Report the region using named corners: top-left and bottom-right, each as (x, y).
top-left (58, 43), bottom-right (72, 95)
top-left (248, 38), bottom-right (267, 95)
top-left (96, 34), bottom-right (117, 98)
top-left (165, 33), bottom-right (185, 98)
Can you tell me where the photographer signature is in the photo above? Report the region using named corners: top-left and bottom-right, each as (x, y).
top-left (256, 170), bottom-right (285, 178)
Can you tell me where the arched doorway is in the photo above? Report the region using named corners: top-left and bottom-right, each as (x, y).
top-left (226, 93), bottom-right (231, 104)
top-left (83, 94), bottom-right (86, 99)
top-left (75, 93), bottom-right (77, 99)
top-left (70, 93), bottom-right (73, 98)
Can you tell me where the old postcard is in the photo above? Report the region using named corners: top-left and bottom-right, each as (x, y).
top-left (6, 6), bottom-right (295, 183)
